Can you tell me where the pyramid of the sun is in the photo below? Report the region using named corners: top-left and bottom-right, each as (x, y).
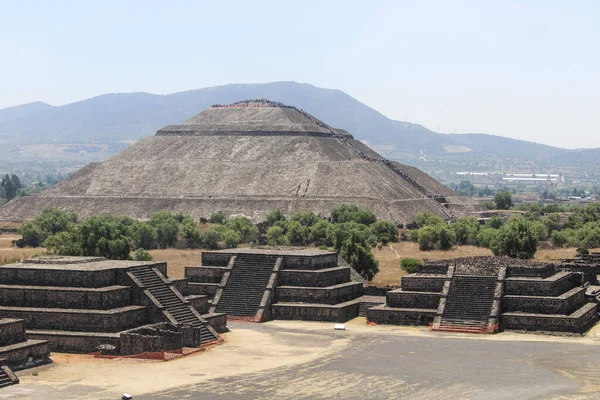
top-left (0, 100), bottom-right (476, 224)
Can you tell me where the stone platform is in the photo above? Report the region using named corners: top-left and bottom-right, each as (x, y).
top-left (367, 256), bottom-right (599, 334)
top-left (0, 256), bottom-right (224, 354)
top-left (185, 247), bottom-right (365, 322)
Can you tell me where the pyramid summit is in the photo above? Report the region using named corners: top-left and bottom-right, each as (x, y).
top-left (0, 100), bottom-right (477, 224)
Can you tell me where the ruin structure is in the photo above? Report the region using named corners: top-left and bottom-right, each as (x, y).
top-left (367, 256), bottom-right (599, 334)
top-left (185, 248), bottom-right (367, 322)
top-left (0, 100), bottom-right (477, 225)
top-left (0, 256), bottom-right (225, 354)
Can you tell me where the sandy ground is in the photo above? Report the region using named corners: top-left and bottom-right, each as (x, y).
top-left (3, 319), bottom-right (600, 399)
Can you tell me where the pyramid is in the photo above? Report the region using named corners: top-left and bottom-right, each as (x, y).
top-left (0, 100), bottom-right (477, 224)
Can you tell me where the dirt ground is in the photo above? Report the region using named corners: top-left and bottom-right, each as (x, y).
top-left (4, 320), bottom-right (600, 399)
top-left (0, 234), bottom-right (41, 264)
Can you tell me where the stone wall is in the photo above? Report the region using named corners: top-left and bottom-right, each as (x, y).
top-left (1, 306), bottom-right (147, 332)
top-left (0, 268), bottom-right (117, 288)
top-left (400, 276), bottom-right (445, 292)
top-left (277, 267), bottom-right (350, 287)
top-left (185, 266), bottom-right (227, 283)
top-left (502, 303), bottom-right (598, 333)
top-left (502, 288), bottom-right (585, 315)
top-left (363, 286), bottom-right (397, 296)
top-left (504, 273), bottom-right (578, 296)
top-left (276, 282), bottom-right (363, 305)
top-left (271, 301), bottom-right (359, 322)
top-left (119, 324), bottom-right (182, 355)
top-left (387, 290), bottom-right (441, 309)
top-left (187, 283), bottom-right (219, 298)
top-left (201, 253), bottom-right (231, 266)
top-left (506, 264), bottom-right (555, 278)
top-left (281, 254), bottom-right (338, 270)
top-left (0, 285), bottom-right (131, 309)
top-left (367, 306), bottom-right (436, 326)
top-left (0, 319), bottom-right (26, 346)
top-left (27, 331), bottom-right (117, 353)
top-left (418, 264), bottom-right (449, 275)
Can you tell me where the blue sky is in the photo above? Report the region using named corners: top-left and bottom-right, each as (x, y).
top-left (1, 0), bottom-right (598, 148)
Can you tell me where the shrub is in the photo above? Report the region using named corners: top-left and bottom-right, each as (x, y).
top-left (128, 222), bottom-right (158, 250)
top-left (490, 217), bottom-right (538, 259)
top-left (418, 226), bottom-right (439, 251)
top-left (494, 191), bottom-right (513, 210)
top-left (550, 230), bottom-right (568, 248)
top-left (414, 212), bottom-right (445, 228)
top-left (308, 220), bottom-right (332, 245)
top-left (291, 211), bottom-right (320, 227)
top-left (286, 221), bottom-right (309, 245)
top-left (226, 216), bottom-right (258, 242)
top-left (370, 220), bottom-right (399, 244)
top-left (476, 227), bottom-right (499, 248)
top-left (438, 227), bottom-right (455, 250)
top-left (452, 217), bottom-right (480, 245)
top-left (486, 216), bottom-right (504, 229)
top-left (266, 226), bottom-right (286, 246)
top-left (339, 229), bottom-right (379, 281)
top-left (331, 204), bottom-right (377, 225)
top-left (202, 228), bottom-right (222, 250)
top-left (149, 212), bottom-right (180, 249)
top-left (266, 209), bottom-right (287, 226)
top-left (400, 258), bottom-right (422, 274)
top-left (210, 211), bottom-right (227, 224)
top-left (134, 248), bottom-right (153, 261)
top-left (221, 229), bottom-right (242, 249)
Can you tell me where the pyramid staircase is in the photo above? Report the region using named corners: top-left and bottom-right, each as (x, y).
top-left (129, 266), bottom-right (217, 344)
top-left (0, 365), bottom-right (17, 389)
top-left (435, 275), bottom-right (498, 333)
top-left (213, 254), bottom-right (279, 318)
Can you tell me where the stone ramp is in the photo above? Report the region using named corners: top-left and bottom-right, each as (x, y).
top-left (434, 275), bottom-right (498, 333)
top-left (128, 266), bottom-right (217, 344)
top-left (214, 254), bottom-right (278, 318)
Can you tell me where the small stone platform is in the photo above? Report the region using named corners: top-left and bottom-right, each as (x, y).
top-left (0, 256), bottom-right (224, 354)
top-left (367, 256), bottom-right (599, 334)
top-left (185, 247), bottom-right (364, 322)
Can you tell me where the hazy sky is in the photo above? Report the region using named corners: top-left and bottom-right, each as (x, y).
top-left (1, 1), bottom-right (598, 148)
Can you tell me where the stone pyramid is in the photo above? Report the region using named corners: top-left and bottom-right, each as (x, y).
top-left (0, 100), bottom-right (477, 224)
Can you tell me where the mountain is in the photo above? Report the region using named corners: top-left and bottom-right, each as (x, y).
top-left (0, 82), bottom-right (596, 179)
top-left (0, 102), bottom-right (54, 124)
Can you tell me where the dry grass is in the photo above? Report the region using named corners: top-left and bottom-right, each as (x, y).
top-left (370, 242), bottom-right (595, 287)
top-left (149, 249), bottom-right (205, 279)
top-left (0, 234), bottom-right (41, 264)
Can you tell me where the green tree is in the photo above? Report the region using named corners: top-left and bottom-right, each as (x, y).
top-left (476, 227), bottom-right (499, 248)
top-left (202, 228), bottom-right (222, 249)
top-left (339, 229), bottom-right (379, 281)
top-left (400, 258), bottom-right (422, 274)
top-left (543, 213), bottom-right (562, 235)
top-left (149, 212), bottom-right (180, 248)
top-left (331, 204), bottom-right (377, 225)
top-left (128, 222), bottom-right (158, 250)
top-left (370, 220), bottom-right (399, 244)
top-left (134, 248), bottom-right (153, 261)
top-left (226, 216), bottom-right (258, 242)
top-left (266, 209), bottom-right (287, 226)
top-left (18, 208), bottom-right (77, 247)
top-left (221, 229), bottom-right (242, 248)
top-left (438, 227), bottom-right (455, 250)
top-left (308, 219), bottom-right (332, 245)
top-left (181, 220), bottom-right (201, 247)
top-left (452, 217), bottom-right (480, 245)
top-left (266, 226), bottom-right (286, 245)
top-left (494, 191), bottom-right (513, 210)
top-left (291, 211), bottom-right (320, 227)
top-left (210, 211), bottom-right (227, 224)
top-left (550, 230), bottom-right (568, 248)
top-left (486, 216), bottom-right (504, 229)
top-left (490, 217), bottom-right (538, 259)
top-left (1, 174), bottom-right (22, 201)
top-left (286, 221), bottom-right (309, 245)
top-left (418, 225), bottom-right (439, 251)
top-left (414, 212), bottom-right (446, 228)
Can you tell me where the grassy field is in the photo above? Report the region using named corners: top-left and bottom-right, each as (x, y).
top-left (1, 233), bottom-right (586, 285)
